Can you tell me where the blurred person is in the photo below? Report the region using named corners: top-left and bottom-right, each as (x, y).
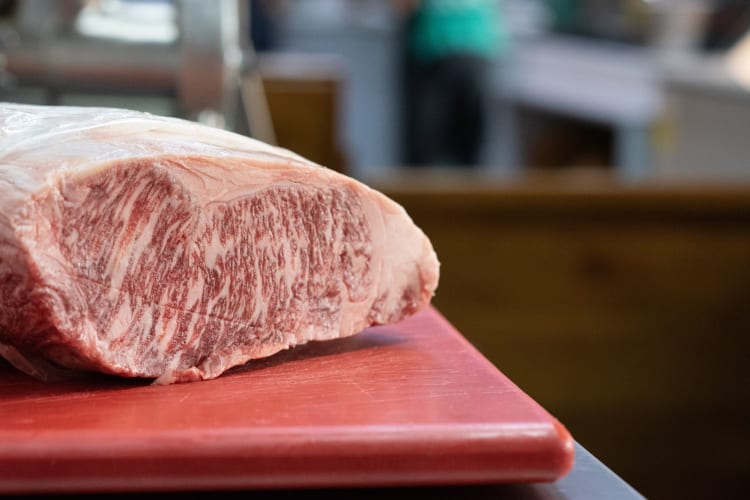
top-left (250, 0), bottom-right (287, 52)
top-left (395, 0), bottom-right (506, 167)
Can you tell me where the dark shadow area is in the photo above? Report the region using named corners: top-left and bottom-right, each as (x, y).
top-left (0, 327), bottom-right (409, 401)
top-left (225, 327), bottom-right (409, 376)
top-left (518, 106), bottom-right (614, 170)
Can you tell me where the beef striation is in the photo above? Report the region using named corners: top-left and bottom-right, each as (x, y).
top-left (0, 104), bottom-right (439, 383)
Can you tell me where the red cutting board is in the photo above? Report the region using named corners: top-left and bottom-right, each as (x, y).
top-left (0, 307), bottom-right (574, 494)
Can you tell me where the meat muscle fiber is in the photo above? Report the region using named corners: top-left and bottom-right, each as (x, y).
top-left (0, 103), bottom-right (439, 384)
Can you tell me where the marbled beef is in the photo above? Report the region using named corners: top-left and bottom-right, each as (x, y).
top-left (0, 103), bottom-right (439, 384)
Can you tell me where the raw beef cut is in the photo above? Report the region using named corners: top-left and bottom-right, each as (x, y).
top-left (0, 103), bottom-right (439, 384)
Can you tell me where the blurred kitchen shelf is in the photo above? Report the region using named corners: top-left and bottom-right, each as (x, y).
top-left (658, 52), bottom-right (750, 177)
top-left (490, 35), bottom-right (663, 179)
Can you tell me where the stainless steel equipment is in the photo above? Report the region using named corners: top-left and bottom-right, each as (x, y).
top-left (0, 0), bottom-right (269, 135)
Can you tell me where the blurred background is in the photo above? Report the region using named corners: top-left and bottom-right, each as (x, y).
top-left (2, 0), bottom-right (749, 497)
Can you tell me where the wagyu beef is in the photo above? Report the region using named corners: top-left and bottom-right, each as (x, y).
top-left (0, 103), bottom-right (439, 384)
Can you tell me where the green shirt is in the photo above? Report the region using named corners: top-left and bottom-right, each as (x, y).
top-left (408, 0), bottom-right (507, 62)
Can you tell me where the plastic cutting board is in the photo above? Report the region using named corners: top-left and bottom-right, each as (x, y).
top-left (0, 307), bottom-right (574, 493)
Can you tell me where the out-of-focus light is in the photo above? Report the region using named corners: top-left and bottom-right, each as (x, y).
top-left (75, 0), bottom-right (178, 44)
top-left (727, 31), bottom-right (750, 90)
